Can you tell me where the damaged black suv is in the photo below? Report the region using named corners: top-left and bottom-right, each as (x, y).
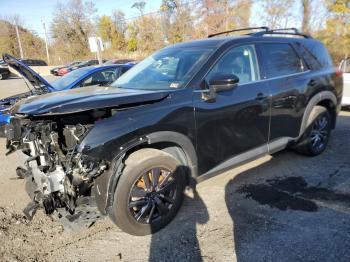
top-left (4, 28), bottom-right (343, 235)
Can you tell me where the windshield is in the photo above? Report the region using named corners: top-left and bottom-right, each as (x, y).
top-left (112, 47), bottom-right (213, 90)
top-left (51, 67), bottom-right (92, 90)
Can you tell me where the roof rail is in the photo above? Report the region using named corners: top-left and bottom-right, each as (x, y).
top-left (208, 27), bottom-right (270, 38)
top-left (251, 28), bottom-right (312, 39)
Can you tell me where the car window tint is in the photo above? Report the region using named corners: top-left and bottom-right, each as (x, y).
top-left (80, 68), bottom-right (117, 87)
top-left (207, 44), bottom-right (260, 85)
top-left (260, 43), bottom-right (304, 78)
top-left (120, 66), bottom-right (130, 75)
top-left (300, 41), bottom-right (333, 70)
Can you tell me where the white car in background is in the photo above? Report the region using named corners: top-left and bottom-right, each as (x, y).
top-left (340, 59), bottom-right (350, 106)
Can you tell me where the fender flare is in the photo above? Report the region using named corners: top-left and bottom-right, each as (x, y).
top-left (94, 131), bottom-right (198, 215)
top-left (298, 91), bottom-right (337, 138)
top-left (146, 131), bottom-right (198, 178)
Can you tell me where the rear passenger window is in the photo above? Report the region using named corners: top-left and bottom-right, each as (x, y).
top-left (260, 43), bottom-right (305, 78)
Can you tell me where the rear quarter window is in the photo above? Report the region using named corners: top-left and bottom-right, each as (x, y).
top-left (297, 41), bottom-right (333, 70)
top-left (259, 43), bottom-right (305, 78)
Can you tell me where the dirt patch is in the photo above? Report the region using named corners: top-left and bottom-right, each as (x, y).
top-left (0, 207), bottom-right (64, 261)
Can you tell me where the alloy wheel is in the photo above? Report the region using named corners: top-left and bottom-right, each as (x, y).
top-left (128, 167), bottom-right (177, 224)
top-left (310, 115), bottom-right (329, 152)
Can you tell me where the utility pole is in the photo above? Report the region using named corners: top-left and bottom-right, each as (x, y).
top-left (14, 21), bottom-right (24, 59)
top-left (225, 1), bottom-right (229, 30)
top-left (41, 19), bottom-right (50, 65)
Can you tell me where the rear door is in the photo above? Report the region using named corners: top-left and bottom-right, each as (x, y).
top-left (257, 42), bottom-right (310, 141)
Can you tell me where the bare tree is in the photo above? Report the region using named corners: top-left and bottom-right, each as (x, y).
top-left (50, 0), bottom-right (97, 61)
top-left (112, 10), bottom-right (127, 34)
top-left (301, 0), bottom-right (312, 33)
top-left (131, 1), bottom-right (146, 16)
top-left (260, 0), bottom-right (294, 28)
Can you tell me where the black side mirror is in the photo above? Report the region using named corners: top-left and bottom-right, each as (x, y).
top-left (208, 74), bottom-right (239, 93)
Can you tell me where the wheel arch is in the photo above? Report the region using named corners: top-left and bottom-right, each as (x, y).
top-left (94, 131), bottom-right (198, 215)
top-left (298, 91), bottom-right (337, 137)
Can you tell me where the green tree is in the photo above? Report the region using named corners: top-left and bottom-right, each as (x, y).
top-left (161, 0), bottom-right (194, 43)
top-left (318, 0), bottom-right (350, 62)
top-left (98, 15), bottom-right (125, 51)
top-left (50, 0), bottom-right (97, 61)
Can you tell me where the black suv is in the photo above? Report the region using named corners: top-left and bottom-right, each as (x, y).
top-left (4, 28), bottom-right (343, 235)
top-left (19, 58), bottom-right (47, 66)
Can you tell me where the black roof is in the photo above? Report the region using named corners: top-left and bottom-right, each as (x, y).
top-left (168, 35), bottom-right (320, 51)
top-left (166, 27), bottom-right (318, 50)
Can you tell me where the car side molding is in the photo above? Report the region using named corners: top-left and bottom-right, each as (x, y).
top-left (197, 137), bottom-right (292, 183)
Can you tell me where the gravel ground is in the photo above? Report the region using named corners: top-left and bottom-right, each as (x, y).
top-left (0, 77), bottom-right (350, 261)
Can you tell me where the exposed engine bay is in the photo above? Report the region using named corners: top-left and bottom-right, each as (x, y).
top-left (6, 111), bottom-right (109, 227)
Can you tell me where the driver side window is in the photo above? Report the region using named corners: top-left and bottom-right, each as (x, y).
top-left (207, 45), bottom-right (260, 85)
top-left (79, 68), bottom-right (118, 87)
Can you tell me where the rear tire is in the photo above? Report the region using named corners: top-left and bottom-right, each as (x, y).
top-left (294, 106), bottom-right (331, 156)
top-left (109, 148), bottom-right (186, 235)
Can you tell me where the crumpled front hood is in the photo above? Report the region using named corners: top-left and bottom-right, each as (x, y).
top-left (12, 85), bottom-right (170, 115)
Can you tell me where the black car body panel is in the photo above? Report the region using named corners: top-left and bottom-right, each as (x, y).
top-left (3, 31), bottom-right (343, 228)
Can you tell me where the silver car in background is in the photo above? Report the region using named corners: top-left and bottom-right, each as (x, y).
top-left (340, 59), bottom-right (350, 106)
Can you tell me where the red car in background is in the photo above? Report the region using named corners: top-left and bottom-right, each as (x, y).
top-left (57, 67), bottom-right (70, 76)
top-left (58, 59), bottom-right (103, 76)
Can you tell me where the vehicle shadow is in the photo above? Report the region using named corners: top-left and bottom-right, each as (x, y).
top-left (148, 187), bottom-right (209, 262)
top-left (147, 113), bottom-right (350, 261)
top-left (225, 113), bottom-right (350, 261)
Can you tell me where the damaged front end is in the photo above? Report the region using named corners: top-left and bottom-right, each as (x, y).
top-left (6, 111), bottom-right (109, 227)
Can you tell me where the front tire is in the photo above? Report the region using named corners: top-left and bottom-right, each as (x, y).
top-left (109, 148), bottom-right (186, 235)
top-left (294, 106), bottom-right (331, 156)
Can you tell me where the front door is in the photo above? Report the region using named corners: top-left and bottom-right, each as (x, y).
top-left (194, 44), bottom-right (271, 175)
